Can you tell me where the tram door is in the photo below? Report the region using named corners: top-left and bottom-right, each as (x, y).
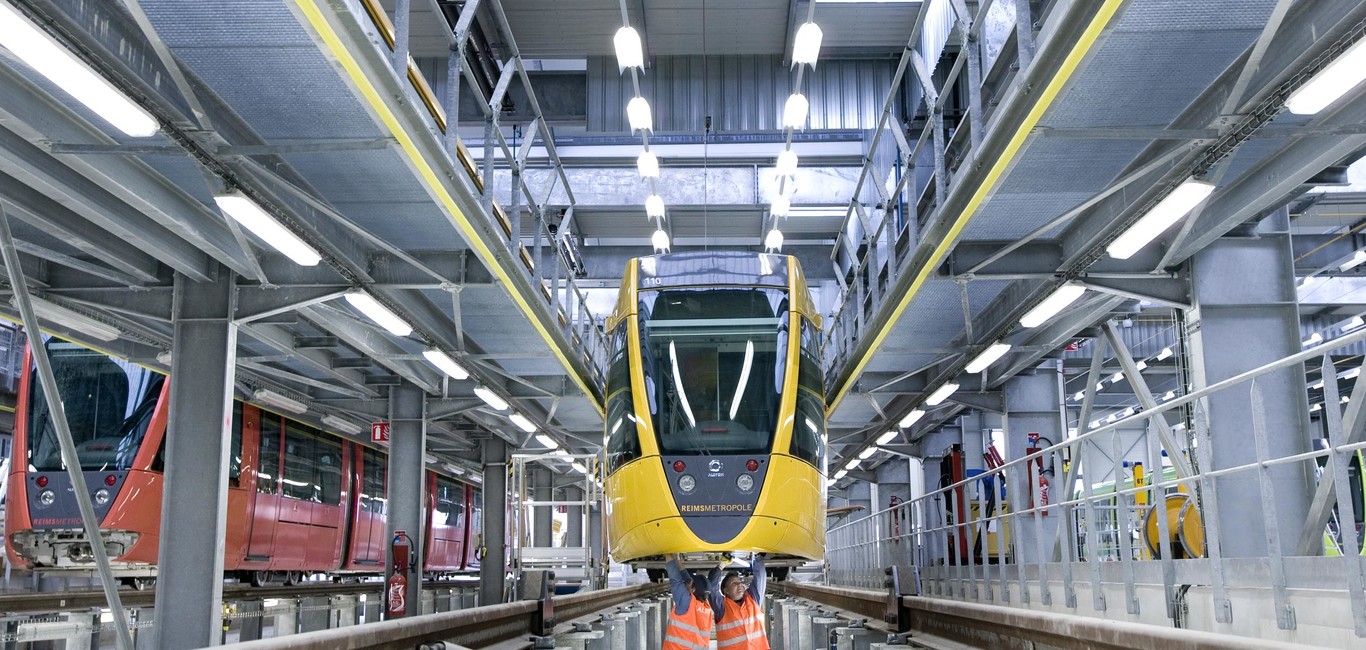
top-left (247, 413), bottom-right (282, 560)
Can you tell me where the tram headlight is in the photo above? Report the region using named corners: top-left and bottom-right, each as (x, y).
top-left (94, 488), bottom-right (111, 506)
top-left (678, 474), bottom-right (697, 494)
top-left (37, 489), bottom-right (55, 508)
top-left (736, 474), bottom-right (755, 492)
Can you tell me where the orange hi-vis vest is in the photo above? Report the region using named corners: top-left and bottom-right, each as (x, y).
top-left (716, 595), bottom-right (768, 649)
top-left (663, 598), bottom-right (714, 650)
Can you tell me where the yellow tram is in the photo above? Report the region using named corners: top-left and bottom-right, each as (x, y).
top-left (603, 252), bottom-right (827, 568)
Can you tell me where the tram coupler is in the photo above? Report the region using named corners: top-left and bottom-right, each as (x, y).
top-left (884, 565), bottom-right (920, 632)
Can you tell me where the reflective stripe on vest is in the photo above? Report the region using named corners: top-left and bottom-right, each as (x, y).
top-left (717, 596), bottom-right (768, 649)
top-left (663, 599), bottom-right (714, 650)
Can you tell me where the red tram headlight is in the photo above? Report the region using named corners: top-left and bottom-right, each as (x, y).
top-left (672, 461), bottom-right (686, 473)
top-left (104, 475), bottom-right (117, 486)
top-left (35, 476), bottom-right (47, 488)
top-left (746, 459), bottom-right (759, 472)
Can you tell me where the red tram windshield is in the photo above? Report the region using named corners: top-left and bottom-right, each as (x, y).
top-left (26, 341), bottom-right (164, 472)
top-left (637, 287), bottom-right (788, 456)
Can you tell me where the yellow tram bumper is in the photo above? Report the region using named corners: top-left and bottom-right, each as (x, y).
top-left (606, 454), bottom-right (825, 561)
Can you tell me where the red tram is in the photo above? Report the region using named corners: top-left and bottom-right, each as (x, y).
top-left (4, 340), bottom-right (482, 584)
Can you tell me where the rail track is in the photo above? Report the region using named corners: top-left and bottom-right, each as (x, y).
top-left (0, 579), bottom-right (477, 615)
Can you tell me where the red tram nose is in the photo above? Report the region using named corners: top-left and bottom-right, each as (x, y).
top-left (672, 461), bottom-right (686, 473)
top-left (746, 459), bottom-right (759, 472)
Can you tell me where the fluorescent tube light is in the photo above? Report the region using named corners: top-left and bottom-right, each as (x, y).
top-left (771, 195), bottom-right (791, 217)
top-left (1135, 360), bottom-right (1148, 371)
top-left (775, 150), bottom-right (798, 177)
top-left (571, 461), bottom-right (589, 474)
top-left (19, 297), bottom-right (120, 341)
top-left (321, 414), bottom-right (362, 434)
top-left (422, 348), bottom-right (469, 380)
top-left (1347, 316), bottom-right (1366, 332)
top-left (844, 458), bottom-right (861, 471)
top-left (253, 388), bottom-right (307, 415)
top-left (1342, 250), bottom-right (1366, 272)
top-left (876, 430), bottom-right (898, 445)
top-left (626, 96), bottom-right (652, 131)
top-left (1162, 390), bottom-right (1176, 400)
top-left (1106, 179), bottom-right (1216, 259)
top-left (1073, 391), bottom-right (1085, 401)
top-left (1309, 379), bottom-right (1325, 390)
top-left (344, 291), bottom-right (412, 336)
top-left (535, 434), bottom-right (559, 449)
top-left (0, 3), bottom-right (159, 137)
top-left (833, 469), bottom-right (847, 480)
top-left (785, 206), bottom-right (849, 218)
top-left (1019, 285), bottom-right (1086, 328)
top-left (1155, 347), bottom-right (1173, 361)
top-left (1343, 367), bottom-right (1362, 380)
top-left (1304, 332), bottom-right (1323, 347)
top-left (783, 93), bottom-right (809, 129)
top-left (613, 26), bottom-right (643, 69)
top-left (1311, 403), bottom-right (1323, 412)
top-left (214, 193), bottom-right (322, 266)
top-left (764, 228), bottom-right (785, 251)
top-left (508, 412), bottom-right (537, 433)
top-left (858, 447), bottom-right (876, 460)
top-left (1284, 38), bottom-right (1366, 115)
top-left (1110, 372), bottom-right (1124, 384)
top-left (899, 409), bottom-right (924, 428)
top-left (645, 194), bottom-right (665, 218)
top-left (964, 342), bottom-right (1011, 374)
top-left (652, 229), bottom-right (670, 251)
top-left (637, 151), bottom-right (659, 178)
top-left (925, 382), bottom-right (959, 406)
top-left (473, 385), bottom-right (508, 411)
top-left (792, 22), bottom-right (824, 66)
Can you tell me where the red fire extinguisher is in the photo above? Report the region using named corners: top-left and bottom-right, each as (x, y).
top-left (387, 530), bottom-right (413, 619)
top-left (1027, 433), bottom-right (1051, 516)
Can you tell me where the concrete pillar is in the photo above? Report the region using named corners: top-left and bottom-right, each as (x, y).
top-left (479, 437), bottom-right (510, 605)
top-left (533, 468), bottom-right (554, 547)
top-left (386, 381), bottom-right (427, 617)
top-left (565, 485), bottom-right (584, 547)
top-left (1003, 371), bottom-right (1064, 564)
top-left (960, 412), bottom-right (985, 472)
top-left (153, 267), bottom-right (237, 649)
top-left (1186, 224), bottom-right (1314, 557)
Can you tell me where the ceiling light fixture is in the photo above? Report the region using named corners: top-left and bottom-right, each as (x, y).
top-left (535, 434), bottom-right (559, 449)
top-left (473, 385), bottom-right (509, 411)
top-left (1342, 250), bottom-right (1366, 272)
top-left (876, 430), bottom-right (898, 445)
top-left (1110, 372), bottom-right (1124, 384)
top-left (844, 458), bottom-right (861, 471)
top-left (626, 96), bottom-right (653, 131)
top-left (637, 151), bottom-right (660, 178)
top-left (571, 461), bottom-right (589, 474)
top-left (782, 93), bottom-right (809, 129)
top-left (214, 192), bottom-right (322, 266)
top-left (613, 26), bottom-right (643, 69)
top-left (963, 342), bottom-right (1011, 374)
top-left (1304, 332), bottom-right (1323, 347)
top-left (764, 228), bottom-right (785, 251)
top-left (899, 409), bottom-right (925, 428)
top-left (771, 195), bottom-right (791, 217)
top-left (1019, 285), bottom-right (1086, 328)
top-left (508, 412), bottom-right (537, 433)
top-left (18, 296), bottom-right (121, 341)
top-left (1155, 347), bottom-right (1173, 361)
top-left (343, 291), bottom-right (413, 337)
top-left (1106, 178), bottom-right (1216, 259)
top-left (775, 150), bottom-right (798, 177)
top-left (792, 22), bottom-right (824, 66)
top-left (652, 229), bottom-right (670, 251)
top-left (321, 414), bottom-right (362, 435)
top-left (0, 3), bottom-right (159, 137)
top-left (925, 383), bottom-right (959, 406)
top-left (858, 447), bottom-right (877, 460)
top-left (645, 194), bottom-right (665, 218)
top-left (253, 388), bottom-right (307, 415)
top-left (422, 348), bottom-right (469, 380)
top-left (1347, 316), bottom-right (1366, 332)
top-left (1284, 38), bottom-right (1366, 114)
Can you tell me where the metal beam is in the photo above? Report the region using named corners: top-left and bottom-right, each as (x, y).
top-left (1102, 321), bottom-right (1194, 479)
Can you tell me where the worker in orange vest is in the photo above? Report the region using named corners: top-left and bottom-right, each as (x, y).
top-left (711, 553), bottom-right (768, 649)
top-left (663, 553), bottom-right (720, 650)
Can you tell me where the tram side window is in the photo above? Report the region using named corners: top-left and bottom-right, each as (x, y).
top-left (283, 425), bottom-right (316, 501)
top-left (605, 325), bottom-right (641, 473)
top-left (257, 414), bottom-right (281, 494)
top-left (363, 449), bottom-right (386, 514)
top-left (789, 318), bottom-right (826, 468)
top-left (435, 477), bottom-right (461, 527)
top-left (229, 403), bottom-right (243, 487)
top-left (316, 436), bottom-right (342, 505)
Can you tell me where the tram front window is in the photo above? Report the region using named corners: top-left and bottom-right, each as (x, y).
top-left (639, 288), bottom-right (787, 455)
top-left (27, 341), bottom-right (163, 472)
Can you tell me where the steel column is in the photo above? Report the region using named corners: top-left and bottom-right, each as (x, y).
top-left (154, 265), bottom-right (238, 649)
top-left (533, 468), bottom-right (554, 547)
top-left (480, 437), bottom-right (510, 605)
top-left (1002, 371), bottom-right (1062, 604)
top-left (1185, 231), bottom-right (1314, 557)
top-left (386, 381), bottom-right (427, 617)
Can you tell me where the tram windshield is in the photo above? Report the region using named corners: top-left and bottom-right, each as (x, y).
top-left (639, 287), bottom-right (787, 454)
top-left (27, 341), bottom-right (164, 471)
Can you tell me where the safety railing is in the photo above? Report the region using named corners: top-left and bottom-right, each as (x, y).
top-left (827, 326), bottom-right (1366, 641)
top-left (353, 0), bottom-right (608, 387)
